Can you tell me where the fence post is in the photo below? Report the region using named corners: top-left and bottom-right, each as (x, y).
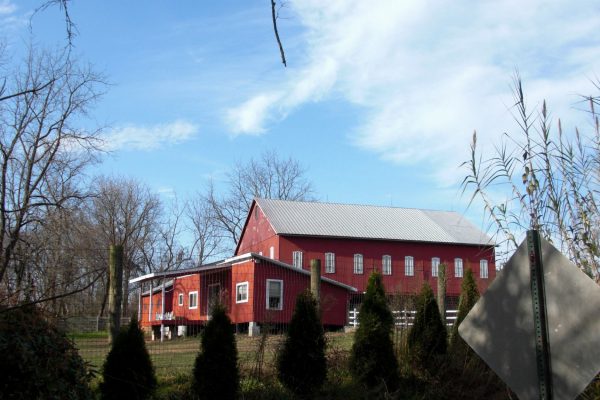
top-left (108, 244), bottom-right (124, 344)
top-left (437, 263), bottom-right (447, 321)
top-left (310, 259), bottom-right (321, 308)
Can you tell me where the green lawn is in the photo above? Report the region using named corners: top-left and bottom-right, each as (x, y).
top-left (73, 331), bottom-right (353, 378)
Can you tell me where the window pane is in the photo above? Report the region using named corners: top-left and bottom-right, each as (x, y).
top-left (405, 256), bottom-right (414, 276)
top-left (432, 257), bottom-right (440, 277)
top-left (480, 259), bottom-right (488, 279)
top-left (267, 280), bottom-right (282, 309)
top-left (455, 258), bottom-right (463, 277)
top-left (354, 254), bottom-right (363, 274)
top-left (382, 255), bottom-right (391, 275)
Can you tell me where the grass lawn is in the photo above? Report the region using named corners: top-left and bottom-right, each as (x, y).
top-left (73, 331), bottom-right (354, 379)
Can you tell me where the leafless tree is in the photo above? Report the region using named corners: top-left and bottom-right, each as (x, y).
top-left (90, 176), bottom-right (161, 316)
top-left (0, 47), bottom-right (105, 306)
top-left (188, 195), bottom-right (226, 264)
top-left (204, 150), bottom-right (314, 251)
top-left (156, 197), bottom-right (194, 272)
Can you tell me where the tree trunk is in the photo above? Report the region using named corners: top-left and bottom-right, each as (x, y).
top-left (108, 245), bottom-right (124, 344)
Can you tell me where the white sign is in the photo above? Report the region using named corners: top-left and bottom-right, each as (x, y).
top-left (459, 236), bottom-right (600, 400)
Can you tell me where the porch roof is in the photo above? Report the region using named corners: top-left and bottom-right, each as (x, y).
top-left (130, 252), bottom-right (357, 293)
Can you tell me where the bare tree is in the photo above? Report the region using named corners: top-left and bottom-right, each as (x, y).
top-left (0, 47), bottom-right (105, 305)
top-left (188, 196), bottom-right (226, 264)
top-left (204, 150), bottom-right (314, 251)
top-left (462, 75), bottom-right (600, 280)
top-left (90, 176), bottom-right (161, 316)
top-left (156, 197), bottom-right (194, 272)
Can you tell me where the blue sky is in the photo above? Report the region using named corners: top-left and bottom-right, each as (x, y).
top-left (3, 0), bottom-right (600, 233)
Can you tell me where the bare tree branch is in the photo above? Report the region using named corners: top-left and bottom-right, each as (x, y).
top-left (271, 0), bottom-right (287, 67)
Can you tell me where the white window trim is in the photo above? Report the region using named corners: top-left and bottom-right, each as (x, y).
top-left (292, 251), bottom-right (303, 269)
top-left (382, 255), bottom-right (392, 275)
top-left (236, 281), bottom-right (249, 303)
top-left (325, 252), bottom-right (335, 274)
top-left (354, 254), bottom-right (363, 274)
top-left (188, 291), bottom-right (198, 309)
top-left (455, 258), bottom-right (464, 278)
top-left (480, 259), bottom-right (489, 279)
top-left (266, 279), bottom-right (283, 310)
top-left (405, 256), bottom-right (414, 277)
top-left (178, 293), bottom-right (184, 306)
top-left (431, 257), bottom-right (440, 278)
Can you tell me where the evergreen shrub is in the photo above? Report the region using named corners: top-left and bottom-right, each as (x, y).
top-left (350, 271), bottom-right (399, 392)
top-left (407, 282), bottom-right (447, 370)
top-left (277, 290), bottom-right (326, 398)
top-left (0, 305), bottom-right (92, 400)
top-left (193, 303), bottom-right (239, 400)
top-left (100, 317), bottom-right (156, 400)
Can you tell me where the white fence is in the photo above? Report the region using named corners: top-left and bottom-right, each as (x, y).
top-left (348, 308), bottom-right (458, 328)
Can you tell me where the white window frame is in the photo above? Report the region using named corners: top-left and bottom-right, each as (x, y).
top-left (405, 256), bottom-right (414, 277)
top-left (236, 282), bottom-right (249, 303)
top-left (455, 258), bottom-right (464, 278)
top-left (266, 279), bottom-right (283, 310)
top-left (188, 291), bottom-right (198, 309)
top-left (292, 251), bottom-right (303, 269)
top-left (480, 259), bottom-right (489, 279)
top-left (178, 293), bottom-right (184, 306)
top-left (269, 246), bottom-right (275, 259)
top-left (431, 257), bottom-right (440, 277)
top-left (353, 254), bottom-right (363, 274)
top-left (382, 255), bottom-right (392, 275)
top-left (325, 252), bottom-right (336, 273)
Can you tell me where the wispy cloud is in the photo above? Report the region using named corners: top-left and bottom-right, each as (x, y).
top-left (0, 0), bottom-right (16, 15)
top-left (104, 120), bottom-right (199, 151)
top-left (226, 0), bottom-right (600, 184)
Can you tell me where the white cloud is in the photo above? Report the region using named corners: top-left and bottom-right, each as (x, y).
top-left (226, 0), bottom-right (600, 185)
top-left (104, 120), bottom-right (199, 151)
top-left (0, 0), bottom-right (16, 15)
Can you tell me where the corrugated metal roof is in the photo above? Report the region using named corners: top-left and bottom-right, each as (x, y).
top-left (256, 198), bottom-right (493, 246)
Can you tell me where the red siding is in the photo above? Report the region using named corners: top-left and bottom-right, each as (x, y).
top-left (172, 274), bottom-right (202, 322)
top-left (236, 203), bottom-right (280, 258)
top-left (140, 289), bottom-right (173, 327)
top-left (276, 236), bottom-right (495, 296)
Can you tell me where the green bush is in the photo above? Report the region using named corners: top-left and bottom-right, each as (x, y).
top-left (0, 305), bottom-right (92, 400)
top-left (349, 271), bottom-right (399, 392)
top-left (450, 268), bottom-right (480, 350)
top-left (193, 303), bottom-right (239, 400)
top-left (277, 290), bottom-right (326, 398)
top-left (100, 317), bottom-right (156, 400)
top-left (408, 282), bottom-right (447, 370)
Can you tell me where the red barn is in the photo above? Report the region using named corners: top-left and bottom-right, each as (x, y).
top-left (237, 198), bottom-right (496, 300)
top-left (132, 198), bottom-right (495, 338)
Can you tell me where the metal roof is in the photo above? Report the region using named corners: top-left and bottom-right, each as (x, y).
top-left (255, 198), bottom-right (493, 246)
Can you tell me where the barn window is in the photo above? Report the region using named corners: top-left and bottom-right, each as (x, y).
top-left (178, 293), bottom-right (184, 306)
top-left (455, 258), bottom-right (463, 278)
top-left (353, 254), bottom-right (363, 274)
top-left (292, 251), bottom-right (303, 269)
top-left (266, 279), bottom-right (283, 310)
top-left (325, 252), bottom-right (335, 273)
top-left (431, 257), bottom-right (440, 277)
top-left (236, 282), bottom-right (249, 303)
top-left (480, 259), bottom-right (488, 279)
top-left (405, 256), bottom-right (414, 276)
top-left (189, 291), bottom-right (198, 309)
top-left (382, 255), bottom-right (392, 275)
top-left (269, 246), bottom-right (275, 259)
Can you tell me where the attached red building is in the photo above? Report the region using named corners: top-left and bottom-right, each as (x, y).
top-left (132, 198), bottom-right (495, 338)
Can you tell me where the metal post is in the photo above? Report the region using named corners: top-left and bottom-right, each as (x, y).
top-left (160, 278), bottom-right (165, 342)
top-left (527, 230), bottom-right (553, 400)
top-left (137, 283), bottom-right (142, 322)
top-left (148, 280), bottom-right (153, 323)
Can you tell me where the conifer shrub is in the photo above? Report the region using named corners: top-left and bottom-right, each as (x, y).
top-left (407, 282), bottom-right (447, 370)
top-left (193, 302), bottom-right (239, 400)
top-left (0, 305), bottom-right (92, 400)
top-left (100, 316), bottom-right (156, 400)
top-left (450, 268), bottom-right (480, 350)
top-left (277, 290), bottom-right (326, 398)
top-left (350, 271), bottom-right (400, 392)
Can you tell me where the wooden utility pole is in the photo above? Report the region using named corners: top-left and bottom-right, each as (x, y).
top-left (310, 259), bottom-right (321, 307)
top-left (437, 263), bottom-right (447, 323)
top-left (108, 244), bottom-right (124, 344)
